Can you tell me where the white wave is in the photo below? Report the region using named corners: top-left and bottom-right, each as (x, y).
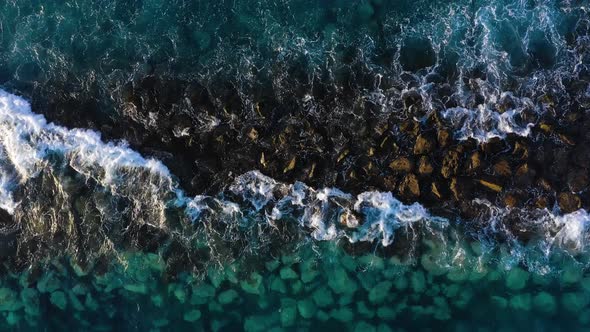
top-left (0, 89), bottom-right (175, 223)
top-left (441, 103), bottom-right (534, 142)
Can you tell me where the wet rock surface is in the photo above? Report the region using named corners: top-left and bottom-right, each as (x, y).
top-left (27, 73), bottom-right (590, 220)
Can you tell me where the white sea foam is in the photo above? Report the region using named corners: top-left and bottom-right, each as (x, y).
top-left (441, 104), bottom-right (534, 142)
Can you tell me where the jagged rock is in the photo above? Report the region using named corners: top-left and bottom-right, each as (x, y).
top-left (418, 156), bottom-right (434, 175)
top-left (330, 306), bottom-right (354, 322)
top-left (437, 130), bottom-right (451, 148)
top-left (468, 152), bottom-right (481, 172)
top-left (399, 174), bottom-right (420, 198)
top-left (312, 287), bottom-right (334, 308)
top-left (441, 151), bottom-right (460, 178)
top-left (558, 192), bottom-right (581, 213)
top-left (414, 135), bottom-right (434, 155)
top-left (389, 157), bottom-right (413, 173)
top-left (183, 309), bottom-right (202, 322)
top-left (218, 289), bottom-right (239, 305)
top-left (280, 298), bottom-right (297, 327)
top-left (478, 179), bottom-right (502, 193)
top-left (50, 291), bottom-right (67, 310)
top-left (297, 299), bottom-right (317, 319)
top-left (493, 160), bottom-right (512, 177)
top-left (368, 281), bottom-right (393, 304)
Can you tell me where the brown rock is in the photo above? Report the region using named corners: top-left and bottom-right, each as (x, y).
top-left (383, 176), bottom-right (397, 191)
top-left (535, 196), bottom-right (549, 209)
top-left (512, 141), bottom-right (528, 160)
top-left (558, 192), bottom-right (581, 213)
top-left (441, 151), bottom-right (460, 178)
top-left (389, 157), bottom-right (413, 173)
top-left (450, 177), bottom-right (473, 201)
top-left (413, 135), bottom-right (434, 155)
top-left (431, 182), bottom-right (442, 199)
top-left (478, 179), bottom-right (502, 192)
top-left (418, 156), bottom-right (434, 175)
top-left (247, 128), bottom-right (259, 140)
top-left (468, 152), bottom-right (481, 172)
top-left (537, 178), bottom-right (553, 191)
top-left (283, 157), bottom-right (296, 173)
top-left (437, 130), bottom-right (451, 148)
top-left (493, 160), bottom-right (512, 177)
top-left (399, 174), bottom-right (420, 198)
top-left (504, 193), bottom-right (519, 208)
top-left (400, 121), bottom-right (419, 137)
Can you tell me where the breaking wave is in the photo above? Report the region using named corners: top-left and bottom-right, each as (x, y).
top-left (1, 89), bottom-right (589, 273)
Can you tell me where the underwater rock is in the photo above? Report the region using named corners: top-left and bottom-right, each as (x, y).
top-left (218, 289), bottom-right (240, 305)
top-left (270, 276), bottom-right (288, 294)
top-left (368, 281), bottom-right (393, 304)
top-left (0, 288), bottom-right (22, 312)
top-left (279, 267), bottom-right (298, 280)
top-left (330, 306), bottom-right (354, 323)
top-left (506, 268), bottom-right (529, 291)
top-left (50, 291), bottom-right (68, 310)
top-left (36, 272), bottom-right (61, 294)
top-left (410, 270), bottom-right (426, 293)
top-left (191, 283), bottom-right (216, 305)
top-left (509, 294), bottom-right (532, 311)
top-left (240, 272), bottom-right (263, 295)
top-left (561, 292), bottom-right (590, 313)
top-left (356, 301), bottom-right (375, 319)
top-left (532, 292), bottom-right (557, 314)
top-left (376, 306), bottom-right (397, 320)
top-left (280, 299), bottom-right (298, 327)
top-left (123, 284), bottom-right (147, 295)
top-left (312, 287), bottom-right (334, 308)
top-left (297, 299), bottom-right (317, 319)
top-left (327, 267), bottom-right (358, 295)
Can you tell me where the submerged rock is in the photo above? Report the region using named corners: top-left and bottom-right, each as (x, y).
top-left (506, 268), bottom-right (529, 291)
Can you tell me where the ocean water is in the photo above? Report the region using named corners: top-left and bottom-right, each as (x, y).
top-left (0, 0), bottom-right (589, 331)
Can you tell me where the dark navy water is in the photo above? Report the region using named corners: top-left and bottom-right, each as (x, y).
top-left (0, 0), bottom-right (589, 331)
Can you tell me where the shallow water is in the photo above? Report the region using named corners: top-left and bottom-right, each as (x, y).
top-left (0, 0), bottom-right (590, 331)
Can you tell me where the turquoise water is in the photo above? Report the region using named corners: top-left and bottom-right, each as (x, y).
top-left (0, 0), bottom-right (589, 331)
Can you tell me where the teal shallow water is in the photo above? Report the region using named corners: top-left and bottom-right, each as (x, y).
top-left (0, 0), bottom-right (589, 330)
top-left (2, 241), bottom-right (590, 331)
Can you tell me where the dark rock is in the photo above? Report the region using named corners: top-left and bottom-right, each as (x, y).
top-left (567, 168), bottom-right (589, 192)
top-left (558, 192), bottom-right (581, 213)
top-left (399, 174), bottom-right (420, 199)
top-left (389, 157), bottom-right (413, 173)
top-left (441, 150), bottom-right (460, 179)
top-left (493, 160), bottom-right (512, 177)
top-left (418, 156), bottom-right (434, 175)
top-left (413, 134), bottom-right (434, 155)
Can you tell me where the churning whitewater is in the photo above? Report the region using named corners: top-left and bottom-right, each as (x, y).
top-left (0, 88), bottom-right (589, 271)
